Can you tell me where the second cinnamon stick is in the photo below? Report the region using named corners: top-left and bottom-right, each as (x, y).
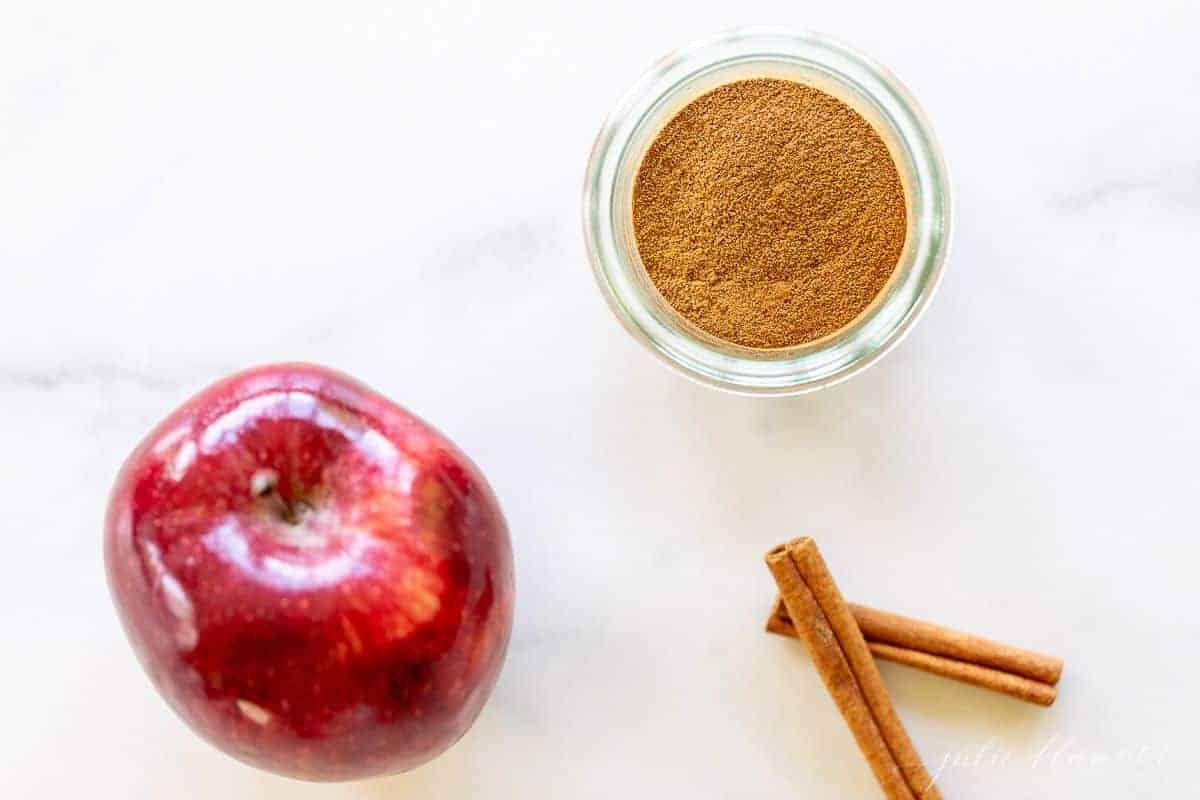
top-left (768, 598), bottom-right (1062, 706)
top-left (850, 603), bottom-right (1063, 685)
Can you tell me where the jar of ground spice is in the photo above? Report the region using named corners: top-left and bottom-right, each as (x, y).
top-left (584, 29), bottom-right (952, 394)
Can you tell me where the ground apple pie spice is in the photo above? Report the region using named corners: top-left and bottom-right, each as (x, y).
top-left (632, 78), bottom-right (908, 349)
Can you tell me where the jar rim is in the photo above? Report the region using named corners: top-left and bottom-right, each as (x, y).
top-left (582, 28), bottom-right (953, 395)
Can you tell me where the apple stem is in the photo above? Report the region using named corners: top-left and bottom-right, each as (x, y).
top-left (269, 492), bottom-right (300, 525)
top-left (251, 469), bottom-right (306, 525)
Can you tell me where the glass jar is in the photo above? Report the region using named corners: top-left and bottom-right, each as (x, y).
top-left (583, 28), bottom-right (952, 395)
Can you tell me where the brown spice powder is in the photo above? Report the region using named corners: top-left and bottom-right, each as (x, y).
top-left (632, 78), bottom-right (907, 349)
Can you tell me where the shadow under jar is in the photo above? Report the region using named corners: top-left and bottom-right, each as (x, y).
top-left (583, 28), bottom-right (952, 395)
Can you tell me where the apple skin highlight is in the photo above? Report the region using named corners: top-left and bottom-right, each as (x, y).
top-left (104, 363), bottom-right (514, 781)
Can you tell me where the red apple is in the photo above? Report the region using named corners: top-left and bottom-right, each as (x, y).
top-left (104, 363), bottom-right (514, 781)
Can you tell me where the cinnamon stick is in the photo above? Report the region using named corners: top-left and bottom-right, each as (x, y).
top-left (849, 603), bottom-right (1063, 686)
top-left (765, 544), bottom-right (916, 799)
top-left (768, 598), bottom-right (1062, 705)
top-left (867, 642), bottom-right (1058, 707)
top-left (766, 539), bottom-right (941, 800)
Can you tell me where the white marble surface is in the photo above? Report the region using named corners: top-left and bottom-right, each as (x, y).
top-left (3, 1), bottom-right (1199, 797)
